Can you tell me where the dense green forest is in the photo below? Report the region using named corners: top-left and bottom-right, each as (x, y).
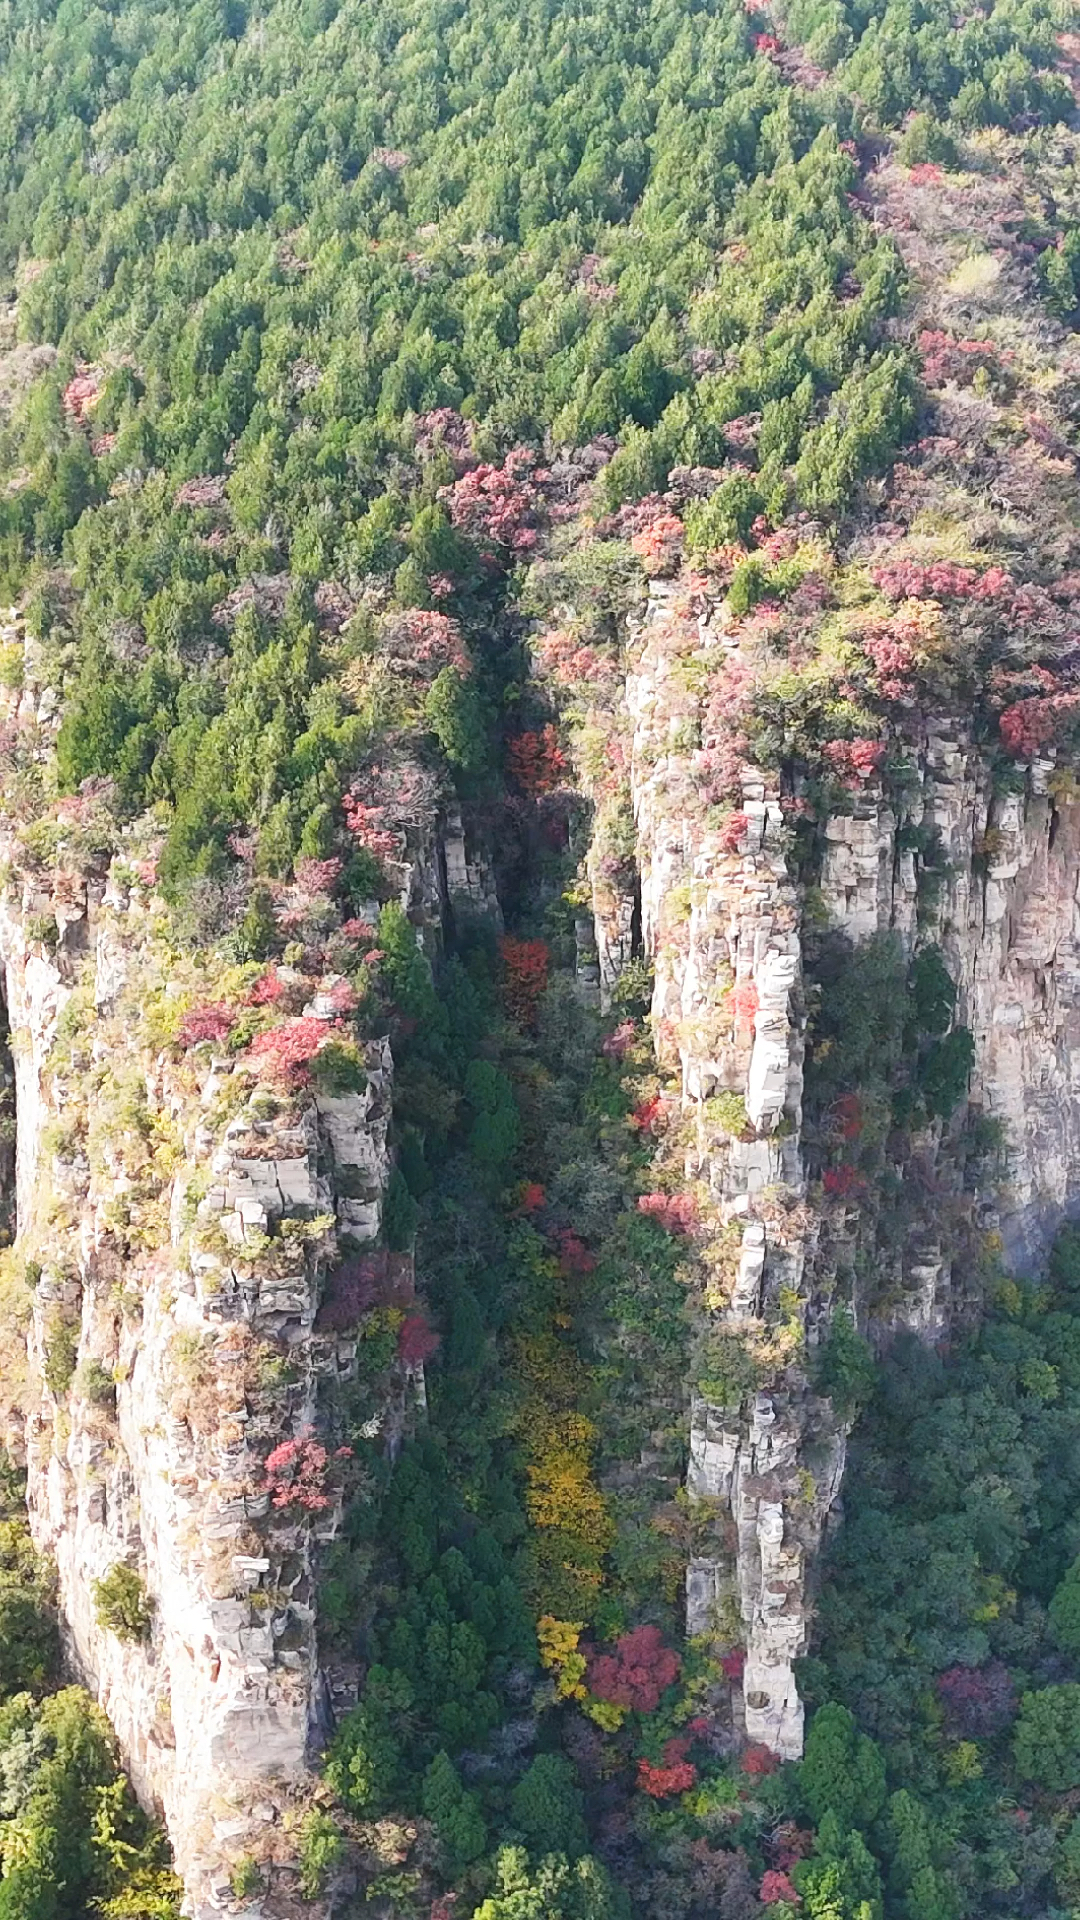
top-left (0, 0), bottom-right (1079, 1913)
top-left (0, 0), bottom-right (999, 891)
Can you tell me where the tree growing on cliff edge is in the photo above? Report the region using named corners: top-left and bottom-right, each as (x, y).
top-left (91, 1565), bottom-right (152, 1644)
top-left (0, 1689), bottom-right (179, 1920)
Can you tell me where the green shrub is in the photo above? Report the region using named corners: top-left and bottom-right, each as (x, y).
top-left (297, 1810), bottom-right (345, 1898)
top-left (1050, 1226), bottom-right (1080, 1304)
top-left (424, 667), bottom-right (489, 776)
top-left (906, 946), bottom-right (956, 1038)
top-left (919, 1026), bottom-right (974, 1120)
top-left (510, 1754), bottom-right (588, 1860)
top-left (229, 1857), bottom-right (263, 1900)
top-left (800, 1703), bottom-right (887, 1829)
top-left (706, 1091), bottom-right (749, 1137)
top-left (422, 1751), bottom-right (487, 1870)
top-left (1055, 1814), bottom-right (1080, 1904)
top-left (92, 1565), bottom-right (153, 1643)
top-left (0, 1582), bottom-right (60, 1698)
top-left (236, 887), bottom-right (277, 963)
top-left (311, 1038), bottom-right (368, 1095)
top-left (684, 473), bottom-right (764, 553)
top-left (694, 1330), bottom-right (762, 1411)
top-left (472, 1847), bottom-right (629, 1920)
top-left (814, 1309), bottom-right (876, 1419)
top-left (1050, 1559), bottom-right (1080, 1653)
top-left (793, 1812), bottom-right (883, 1919)
top-left (896, 112), bottom-right (958, 167)
top-left (74, 1359), bottom-right (117, 1410)
top-left (726, 554), bottom-right (770, 617)
top-left (25, 912), bottom-right (58, 952)
top-left (324, 1668), bottom-right (411, 1814)
top-left (43, 1316), bottom-right (79, 1398)
top-left (382, 1169), bottom-right (419, 1252)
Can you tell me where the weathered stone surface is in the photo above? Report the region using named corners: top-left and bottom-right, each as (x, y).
top-left (616, 588), bottom-right (1080, 1761)
top-left (622, 588), bottom-right (825, 1759)
top-left (0, 857), bottom-right (397, 1916)
top-left (818, 728), bottom-right (1080, 1264)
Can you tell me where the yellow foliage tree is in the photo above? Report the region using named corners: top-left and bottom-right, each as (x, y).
top-left (537, 1615), bottom-right (587, 1700)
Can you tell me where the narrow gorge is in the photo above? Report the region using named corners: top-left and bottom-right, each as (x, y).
top-left (1, 1), bottom-right (1080, 1917)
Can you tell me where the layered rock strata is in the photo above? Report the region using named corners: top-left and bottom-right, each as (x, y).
top-left (624, 581), bottom-right (842, 1759)
top-left (616, 583), bottom-right (1080, 1759)
top-left (0, 869), bottom-right (395, 1916)
top-left (819, 735), bottom-right (1080, 1266)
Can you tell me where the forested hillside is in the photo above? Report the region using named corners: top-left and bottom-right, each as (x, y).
top-left (0, 0), bottom-right (1079, 1915)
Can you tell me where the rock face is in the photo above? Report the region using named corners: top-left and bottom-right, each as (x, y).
top-left (615, 582), bottom-right (1080, 1759)
top-left (0, 600), bottom-right (510, 1914)
top-left (0, 869), bottom-right (394, 1918)
top-left (3, 552), bottom-right (1080, 1911)
top-left (623, 581), bottom-right (838, 1758)
top-left (0, 588), bottom-right (511, 1912)
top-left (819, 732), bottom-right (1080, 1267)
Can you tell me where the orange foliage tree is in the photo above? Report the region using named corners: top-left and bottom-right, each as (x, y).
top-left (507, 724), bottom-right (567, 796)
top-left (500, 936), bottom-right (549, 1025)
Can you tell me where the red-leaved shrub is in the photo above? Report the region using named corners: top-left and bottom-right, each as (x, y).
top-left (316, 1251), bottom-right (413, 1331)
top-left (500, 936), bottom-right (549, 1024)
top-left (178, 1003), bottom-right (234, 1048)
top-left (731, 980), bottom-right (759, 1023)
top-left (587, 1625), bottom-right (681, 1712)
top-left (247, 971), bottom-right (285, 1006)
top-left (823, 1164), bottom-right (861, 1197)
top-left (719, 811), bottom-right (750, 853)
top-left (398, 1312), bottom-right (440, 1367)
top-left (343, 793), bottom-right (400, 858)
top-left (555, 1229), bottom-right (596, 1275)
top-left (760, 1870), bottom-right (800, 1905)
top-left (936, 1662), bottom-right (1016, 1737)
top-left (264, 1435), bottom-right (352, 1511)
top-left (823, 738), bottom-right (884, 785)
top-left (440, 447), bottom-right (544, 555)
top-left (631, 514), bottom-right (685, 576)
top-left (638, 1753), bottom-right (698, 1798)
top-left (637, 1192), bottom-right (698, 1235)
top-left (506, 725), bottom-right (567, 797)
top-left (602, 1021), bottom-right (637, 1059)
top-left (249, 1016), bottom-right (340, 1082)
top-left (629, 1095), bottom-right (664, 1134)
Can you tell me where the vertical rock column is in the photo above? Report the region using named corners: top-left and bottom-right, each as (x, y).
top-left (622, 586), bottom-right (845, 1760)
top-left (0, 871), bottom-right (395, 1918)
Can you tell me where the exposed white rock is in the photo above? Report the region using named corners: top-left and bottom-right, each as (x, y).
top-left (0, 865), bottom-right (396, 1917)
top-left (615, 587), bottom-right (1080, 1761)
top-left (623, 586), bottom-right (827, 1757)
top-left (819, 726), bottom-right (1080, 1264)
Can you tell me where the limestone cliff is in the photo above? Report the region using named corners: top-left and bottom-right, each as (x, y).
top-left (0, 580), bottom-right (510, 1913)
top-left (588, 586), bottom-right (1080, 1764)
top-left (618, 578), bottom-right (842, 1760)
top-left (2, 116), bottom-right (1078, 1902)
top-left (542, 110), bottom-right (1080, 1766)
top-left (0, 859), bottom-right (396, 1917)
top-left (820, 739), bottom-right (1080, 1270)
top-left (0, 617), bottom-right (469, 1915)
